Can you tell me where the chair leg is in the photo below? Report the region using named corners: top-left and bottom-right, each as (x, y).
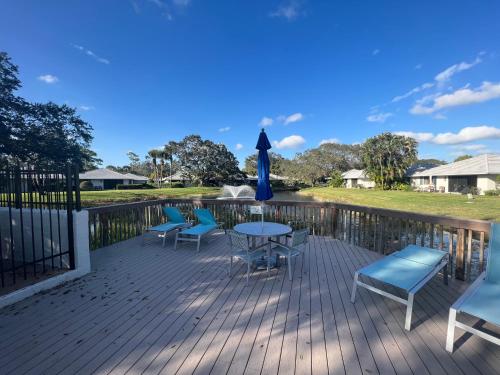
top-left (247, 261), bottom-right (250, 285)
top-left (351, 272), bottom-right (359, 303)
top-left (446, 308), bottom-right (457, 352)
top-left (162, 231), bottom-right (167, 247)
top-left (405, 293), bottom-right (415, 331)
top-left (443, 264), bottom-right (449, 285)
top-left (197, 237), bottom-right (201, 252)
top-left (287, 255), bottom-right (292, 281)
top-left (229, 256), bottom-right (233, 276)
top-left (174, 233), bottom-right (179, 250)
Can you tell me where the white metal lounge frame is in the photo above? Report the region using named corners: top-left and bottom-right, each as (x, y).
top-left (351, 254), bottom-right (448, 331)
top-left (174, 226), bottom-right (219, 252)
top-left (446, 271), bottom-right (500, 352)
top-left (142, 223), bottom-right (190, 247)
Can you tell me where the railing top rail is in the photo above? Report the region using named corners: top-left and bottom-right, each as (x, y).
top-left (85, 198), bottom-right (492, 232)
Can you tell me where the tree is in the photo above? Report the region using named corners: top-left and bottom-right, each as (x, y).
top-left (0, 52), bottom-right (99, 169)
top-left (278, 143), bottom-right (362, 186)
top-left (454, 154), bottom-right (473, 162)
top-left (164, 141), bottom-right (178, 186)
top-left (174, 135), bottom-right (243, 185)
top-left (362, 133), bottom-right (417, 189)
top-left (243, 152), bottom-right (286, 176)
top-left (329, 170), bottom-right (344, 187)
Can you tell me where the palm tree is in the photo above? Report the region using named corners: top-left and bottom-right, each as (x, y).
top-left (147, 149), bottom-right (160, 187)
top-left (164, 141), bottom-right (177, 187)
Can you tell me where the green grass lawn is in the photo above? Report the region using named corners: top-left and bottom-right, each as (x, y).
top-left (298, 187), bottom-right (500, 221)
top-left (81, 187), bottom-right (220, 207)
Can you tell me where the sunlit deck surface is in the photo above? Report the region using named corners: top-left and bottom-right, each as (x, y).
top-left (1, 232), bottom-right (499, 375)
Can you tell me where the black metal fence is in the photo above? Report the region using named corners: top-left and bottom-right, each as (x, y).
top-left (0, 164), bottom-right (80, 294)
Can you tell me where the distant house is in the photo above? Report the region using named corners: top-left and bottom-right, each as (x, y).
top-left (410, 154), bottom-right (500, 195)
top-left (342, 169), bottom-right (375, 189)
top-left (162, 171), bottom-right (191, 184)
top-left (122, 173), bottom-right (149, 184)
top-left (79, 168), bottom-right (149, 190)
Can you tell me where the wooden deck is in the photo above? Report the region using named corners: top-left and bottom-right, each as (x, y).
top-left (1, 232), bottom-right (499, 375)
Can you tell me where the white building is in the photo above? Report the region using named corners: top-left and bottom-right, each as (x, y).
top-left (342, 169), bottom-right (375, 189)
top-left (410, 154), bottom-right (500, 195)
top-left (79, 168), bottom-right (149, 190)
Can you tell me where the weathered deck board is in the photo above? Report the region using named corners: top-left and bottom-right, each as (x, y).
top-left (0, 233), bottom-right (499, 375)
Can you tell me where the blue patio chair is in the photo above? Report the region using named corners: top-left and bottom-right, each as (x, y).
top-left (351, 244), bottom-right (449, 330)
top-left (446, 222), bottom-right (500, 352)
top-left (227, 230), bottom-right (266, 285)
top-left (174, 208), bottom-right (223, 252)
top-left (143, 206), bottom-right (190, 247)
top-left (270, 228), bottom-right (309, 281)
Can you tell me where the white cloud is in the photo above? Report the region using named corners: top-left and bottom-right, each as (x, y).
top-left (79, 105), bottom-right (94, 111)
top-left (269, 0), bottom-right (303, 21)
top-left (433, 113), bottom-right (447, 120)
top-left (72, 44), bottom-right (110, 64)
top-left (434, 57), bottom-right (481, 83)
top-left (392, 82), bottom-right (434, 103)
top-left (259, 117), bottom-right (273, 127)
top-left (372, 49), bottom-right (380, 56)
top-left (415, 64), bottom-right (422, 70)
top-left (366, 112), bottom-right (393, 123)
top-left (37, 74), bottom-right (58, 84)
top-left (395, 126), bottom-right (500, 145)
top-left (283, 112), bottom-right (304, 125)
top-left (393, 131), bottom-right (434, 142)
top-left (319, 138), bottom-right (340, 145)
top-left (235, 143), bottom-right (244, 150)
top-left (410, 81), bottom-right (500, 115)
top-left (218, 126), bottom-right (231, 132)
top-left (272, 135), bottom-right (306, 149)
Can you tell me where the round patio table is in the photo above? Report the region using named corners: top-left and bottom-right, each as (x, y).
top-left (233, 221), bottom-right (292, 271)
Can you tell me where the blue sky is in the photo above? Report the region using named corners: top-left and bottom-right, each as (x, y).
top-left (2, 0), bottom-right (499, 167)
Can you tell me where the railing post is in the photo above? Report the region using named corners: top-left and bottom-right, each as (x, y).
top-left (331, 206), bottom-right (338, 239)
top-left (455, 228), bottom-right (466, 280)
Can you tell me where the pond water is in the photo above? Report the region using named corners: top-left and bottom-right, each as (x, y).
top-left (270, 190), bottom-right (317, 201)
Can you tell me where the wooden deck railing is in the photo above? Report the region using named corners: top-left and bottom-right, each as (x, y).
top-left (86, 198), bottom-right (492, 281)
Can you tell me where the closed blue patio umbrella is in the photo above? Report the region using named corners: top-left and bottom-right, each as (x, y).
top-left (255, 129), bottom-right (273, 225)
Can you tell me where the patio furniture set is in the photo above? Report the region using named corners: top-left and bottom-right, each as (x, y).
top-left (144, 205), bottom-right (500, 353)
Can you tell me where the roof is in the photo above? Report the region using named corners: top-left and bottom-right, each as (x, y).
top-left (342, 169), bottom-right (368, 179)
top-left (123, 173), bottom-right (149, 181)
top-left (411, 154), bottom-right (500, 177)
top-left (79, 168), bottom-right (131, 180)
top-left (162, 171), bottom-right (190, 181)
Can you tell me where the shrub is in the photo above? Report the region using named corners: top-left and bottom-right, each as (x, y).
top-left (484, 190), bottom-right (500, 196)
top-left (79, 180), bottom-right (93, 191)
top-left (171, 182), bottom-right (185, 188)
top-left (391, 182), bottom-right (412, 191)
top-left (461, 186), bottom-right (480, 195)
top-left (329, 170), bottom-right (344, 188)
top-left (115, 183), bottom-right (155, 190)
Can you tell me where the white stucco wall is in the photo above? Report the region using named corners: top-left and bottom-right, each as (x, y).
top-left (0, 208), bottom-right (69, 265)
top-left (345, 178), bottom-right (375, 188)
top-left (435, 177), bottom-right (448, 192)
top-left (477, 174), bottom-right (498, 194)
top-left (0, 209), bottom-right (90, 308)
